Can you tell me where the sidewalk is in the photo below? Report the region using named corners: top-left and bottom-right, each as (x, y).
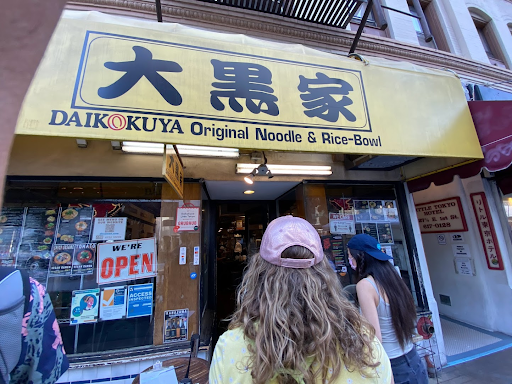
top-left (430, 347), bottom-right (512, 384)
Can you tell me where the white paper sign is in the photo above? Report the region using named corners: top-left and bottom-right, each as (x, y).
top-left (97, 238), bottom-right (157, 284)
top-left (92, 217), bottom-right (127, 241)
top-left (179, 247), bottom-right (187, 265)
top-left (381, 245), bottom-right (394, 259)
top-left (193, 246), bottom-right (200, 265)
top-left (176, 204), bottom-right (200, 231)
top-left (451, 234), bottom-right (464, 243)
top-left (455, 257), bottom-right (474, 276)
top-left (100, 286), bottom-right (127, 321)
top-left (140, 366), bottom-right (179, 384)
top-left (437, 234), bottom-right (447, 245)
top-left (329, 213), bottom-right (356, 235)
top-left (452, 244), bottom-right (470, 258)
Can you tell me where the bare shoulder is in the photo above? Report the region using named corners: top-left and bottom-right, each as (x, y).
top-left (356, 278), bottom-right (375, 293)
top-left (356, 278), bottom-right (379, 304)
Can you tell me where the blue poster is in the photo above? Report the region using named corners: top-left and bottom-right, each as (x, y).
top-left (127, 283), bottom-right (153, 318)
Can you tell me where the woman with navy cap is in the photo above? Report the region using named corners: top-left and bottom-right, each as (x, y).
top-left (347, 234), bottom-right (428, 384)
top-left (210, 216), bottom-right (392, 384)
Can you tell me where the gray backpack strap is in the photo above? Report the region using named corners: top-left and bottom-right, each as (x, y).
top-left (0, 268), bottom-right (25, 383)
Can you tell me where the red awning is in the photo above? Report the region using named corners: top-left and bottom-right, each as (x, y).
top-left (408, 101), bottom-right (512, 193)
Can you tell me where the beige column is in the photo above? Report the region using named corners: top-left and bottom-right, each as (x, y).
top-left (0, 0), bottom-right (67, 203)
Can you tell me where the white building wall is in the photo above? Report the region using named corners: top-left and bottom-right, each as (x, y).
top-left (380, 0), bottom-right (419, 44)
top-left (440, 0), bottom-right (490, 63)
top-left (375, 0), bottom-right (510, 65)
top-left (429, 0), bottom-right (464, 55)
top-left (405, 186), bottom-right (447, 366)
top-left (374, 0), bottom-right (512, 68)
top-left (413, 176), bottom-right (512, 336)
top-left (465, 0), bottom-right (512, 68)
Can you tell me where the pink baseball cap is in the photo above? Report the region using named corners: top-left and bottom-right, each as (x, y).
top-left (260, 216), bottom-right (324, 268)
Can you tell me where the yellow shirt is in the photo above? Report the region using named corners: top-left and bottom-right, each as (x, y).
top-left (209, 328), bottom-right (392, 384)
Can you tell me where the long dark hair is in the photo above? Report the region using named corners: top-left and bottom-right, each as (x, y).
top-left (349, 249), bottom-right (416, 349)
top-left (230, 246), bottom-right (380, 384)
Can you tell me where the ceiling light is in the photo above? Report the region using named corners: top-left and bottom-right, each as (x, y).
top-left (121, 142), bottom-right (239, 157)
top-left (236, 163), bottom-right (332, 176)
top-left (176, 145), bottom-right (239, 158)
top-left (244, 172), bottom-right (255, 184)
top-left (242, 151), bottom-right (275, 183)
top-left (244, 190), bottom-right (255, 194)
top-left (122, 142), bottom-right (163, 154)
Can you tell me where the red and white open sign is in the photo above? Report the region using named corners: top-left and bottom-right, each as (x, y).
top-left (97, 238), bottom-right (157, 285)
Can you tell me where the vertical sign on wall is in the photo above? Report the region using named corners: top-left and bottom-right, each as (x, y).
top-left (470, 193), bottom-right (504, 270)
top-left (163, 146), bottom-right (184, 199)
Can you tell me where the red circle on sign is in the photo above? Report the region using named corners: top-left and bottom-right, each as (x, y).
top-left (173, 226), bottom-right (180, 233)
top-left (108, 114), bottom-right (127, 130)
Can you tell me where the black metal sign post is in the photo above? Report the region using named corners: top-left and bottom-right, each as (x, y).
top-left (349, 0), bottom-right (374, 54)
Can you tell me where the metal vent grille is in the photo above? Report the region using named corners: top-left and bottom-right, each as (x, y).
top-left (195, 0), bottom-right (364, 28)
top-left (439, 294), bottom-right (451, 306)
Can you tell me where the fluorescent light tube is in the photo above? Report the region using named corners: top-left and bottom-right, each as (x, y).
top-left (236, 163), bottom-right (332, 176)
top-left (121, 142), bottom-right (239, 158)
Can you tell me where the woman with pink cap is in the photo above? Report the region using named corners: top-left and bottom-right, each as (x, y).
top-left (210, 216), bottom-right (392, 384)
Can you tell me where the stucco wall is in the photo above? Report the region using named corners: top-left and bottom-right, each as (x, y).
top-left (413, 175), bottom-right (512, 335)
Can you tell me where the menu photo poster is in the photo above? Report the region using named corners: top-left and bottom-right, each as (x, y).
top-left (19, 207), bottom-right (60, 252)
top-left (383, 200), bottom-right (400, 222)
top-left (163, 309), bottom-right (189, 343)
top-left (15, 207), bottom-right (62, 286)
top-left (377, 222), bottom-right (394, 244)
top-left (360, 222), bottom-right (378, 241)
top-left (50, 244), bottom-right (74, 276)
top-left (57, 207), bottom-right (94, 245)
top-left (71, 243), bottom-right (96, 275)
top-left (100, 286), bottom-right (127, 321)
top-left (50, 243), bottom-right (96, 276)
top-left (0, 207), bottom-right (25, 266)
top-left (70, 288), bottom-right (100, 325)
top-left (354, 200), bottom-right (370, 222)
top-left (368, 200), bottom-right (385, 221)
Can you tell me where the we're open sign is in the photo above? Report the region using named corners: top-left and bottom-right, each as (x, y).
top-left (97, 238), bottom-right (157, 284)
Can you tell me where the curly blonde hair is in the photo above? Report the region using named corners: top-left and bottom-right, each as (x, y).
top-left (229, 246), bottom-right (380, 384)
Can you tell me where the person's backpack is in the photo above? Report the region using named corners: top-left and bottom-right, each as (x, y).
top-left (0, 267), bottom-right (31, 384)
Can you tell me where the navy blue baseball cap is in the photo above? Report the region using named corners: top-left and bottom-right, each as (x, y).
top-left (347, 234), bottom-right (392, 261)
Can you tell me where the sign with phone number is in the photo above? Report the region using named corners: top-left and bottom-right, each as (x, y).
top-left (415, 197), bottom-right (468, 234)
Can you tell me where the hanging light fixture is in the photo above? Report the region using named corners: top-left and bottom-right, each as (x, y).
top-left (244, 170), bottom-right (256, 184)
top-left (243, 152), bottom-right (274, 184)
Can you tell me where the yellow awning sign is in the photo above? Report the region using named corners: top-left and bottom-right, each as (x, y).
top-left (15, 11), bottom-right (483, 159)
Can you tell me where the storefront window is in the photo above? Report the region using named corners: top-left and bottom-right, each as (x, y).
top-left (300, 183), bottom-right (422, 308)
top-left (501, 196), bottom-right (512, 230)
top-left (0, 180), bottom-right (164, 355)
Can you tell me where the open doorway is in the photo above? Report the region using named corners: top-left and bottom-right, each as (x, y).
top-left (203, 180), bottom-right (299, 340)
top-left (215, 201), bottom-right (273, 334)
